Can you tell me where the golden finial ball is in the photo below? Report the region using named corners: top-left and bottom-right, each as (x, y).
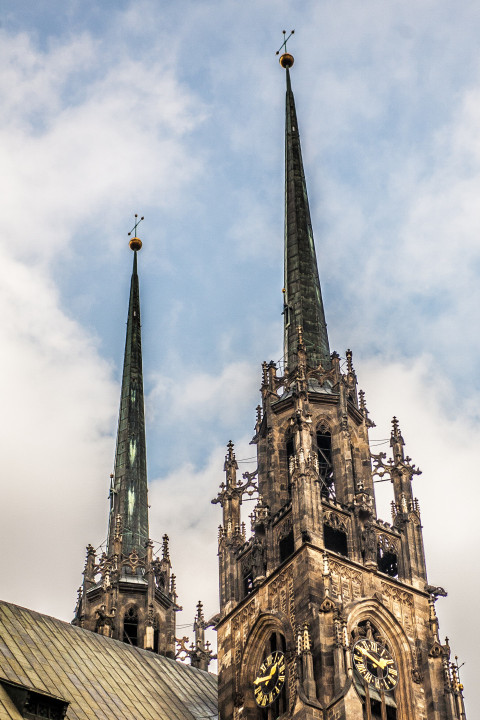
top-left (129, 237), bottom-right (142, 251)
top-left (279, 53), bottom-right (294, 69)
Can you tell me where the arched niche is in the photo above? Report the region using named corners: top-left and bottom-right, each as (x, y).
top-left (123, 605), bottom-right (139, 647)
top-left (377, 535), bottom-right (399, 578)
top-left (346, 599), bottom-right (417, 719)
top-left (240, 611), bottom-right (295, 720)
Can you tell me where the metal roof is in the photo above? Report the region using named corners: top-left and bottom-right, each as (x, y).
top-left (0, 601), bottom-right (218, 720)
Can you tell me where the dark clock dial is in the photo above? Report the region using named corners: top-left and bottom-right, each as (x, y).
top-left (253, 651), bottom-right (286, 707)
top-left (353, 639), bottom-right (398, 692)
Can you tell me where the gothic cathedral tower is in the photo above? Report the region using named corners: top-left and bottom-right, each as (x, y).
top-left (213, 53), bottom-right (467, 720)
top-left (73, 233), bottom-right (178, 657)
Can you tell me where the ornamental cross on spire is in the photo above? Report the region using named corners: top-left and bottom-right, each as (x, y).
top-left (128, 213), bottom-right (144, 237)
top-left (276, 29), bottom-right (295, 56)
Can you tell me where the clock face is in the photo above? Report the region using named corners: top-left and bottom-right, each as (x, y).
top-left (253, 651), bottom-right (286, 707)
top-left (353, 639), bottom-right (398, 692)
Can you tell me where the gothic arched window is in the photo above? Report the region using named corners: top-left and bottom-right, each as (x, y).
top-left (377, 536), bottom-right (398, 578)
top-left (323, 512), bottom-right (348, 557)
top-left (317, 426), bottom-right (335, 499)
top-left (279, 528), bottom-right (294, 563)
top-left (123, 606), bottom-right (139, 646)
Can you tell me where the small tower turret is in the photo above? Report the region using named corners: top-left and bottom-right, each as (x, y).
top-left (388, 417), bottom-right (427, 588)
top-left (73, 224), bottom-right (178, 657)
top-left (106, 228), bottom-right (148, 557)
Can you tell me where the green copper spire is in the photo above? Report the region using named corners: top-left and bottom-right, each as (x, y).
top-left (107, 240), bottom-right (149, 557)
top-left (282, 62), bottom-right (330, 370)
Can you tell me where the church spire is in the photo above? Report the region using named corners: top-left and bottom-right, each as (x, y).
top-left (74, 221), bottom-right (178, 656)
top-left (214, 53), bottom-right (467, 720)
top-left (107, 231), bottom-right (148, 557)
top-left (281, 53), bottom-right (330, 370)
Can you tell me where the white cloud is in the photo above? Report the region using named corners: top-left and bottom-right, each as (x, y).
top-left (0, 248), bottom-right (118, 619)
top-left (360, 354), bottom-right (479, 694)
top-left (149, 448), bottom-right (223, 623)
top-left (0, 28), bottom-right (205, 265)
top-left (149, 360), bottom-right (258, 427)
top-left (0, 20), bottom-right (207, 619)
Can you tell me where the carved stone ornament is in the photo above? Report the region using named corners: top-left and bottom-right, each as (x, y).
top-left (324, 510), bottom-right (347, 532)
top-left (412, 667), bottom-right (423, 684)
top-left (426, 585), bottom-right (448, 600)
top-left (251, 537), bottom-right (266, 580)
top-left (361, 521), bottom-right (377, 564)
top-left (377, 533), bottom-right (399, 555)
top-left (371, 448), bottom-right (421, 483)
top-left (320, 596), bottom-right (335, 613)
top-left (125, 549), bottom-right (145, 573)
top-left (175, 635), bottom-right (192, 662)
top-left (381, 582), bottom-right (414, 608)
top-left (275, 516), bottom-right (293, 544)
top-left (429, 641), bottom-right (444, 659)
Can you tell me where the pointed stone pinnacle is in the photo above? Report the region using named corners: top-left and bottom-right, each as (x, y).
top-left (225, 440), bottom-right (236, 464)
top-left (107, 246), bottom-right (148, 557)
top-left (162, 534), bottom-right (170, 561)
top-left (346, 349), bottom-right (354, 374)
top-left (283, 65), bottom-right (330, 370)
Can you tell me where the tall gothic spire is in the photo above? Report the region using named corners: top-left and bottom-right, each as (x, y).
top-left (214, 51), bottom-right (466, 720)
top-left (74, 227), bottom-right (179, 657)
top-left (282, 55), bottom-right (330, 370)
top-left (107, 236), bottom-right (149, 557)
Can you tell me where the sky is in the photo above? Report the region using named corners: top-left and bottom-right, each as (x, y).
top-left (0, 0), bottom-right (478, 713)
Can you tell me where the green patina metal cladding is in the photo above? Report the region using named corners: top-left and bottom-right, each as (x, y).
top-left (108, 250), bottom-right (149, 556)
top-left (284, 68), bottom-right (330, 370)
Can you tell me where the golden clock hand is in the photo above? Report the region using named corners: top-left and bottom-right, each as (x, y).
top-left (254, 674), bottom-right (271, 685)
top-left (267, 663), bottom-right (278, 681)
top-left (366, 653), bottom-right (391, 670)
top-left (355, 645), bottom-right (384, 669)
top-left (253, 664), bottom-right (277, 686)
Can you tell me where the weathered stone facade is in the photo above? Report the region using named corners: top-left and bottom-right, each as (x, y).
top-left (213, 58), bottom-right (467, 720)
top-left (73, 533), bottom-right (177, 656)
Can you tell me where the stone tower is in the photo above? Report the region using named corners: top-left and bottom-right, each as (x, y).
top-left (213, 54), bottom-right (467, 720)
top-left (73, 234), bottom-right (178, 657)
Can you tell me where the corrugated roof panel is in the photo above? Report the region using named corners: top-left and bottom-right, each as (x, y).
top-left (0, 685), bottom-right (23, 720)
top-left (0, 602), bottom-right (217, 720)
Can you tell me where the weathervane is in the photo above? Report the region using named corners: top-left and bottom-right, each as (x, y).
top-left (276, 29), bottom-right (295, 56)
top-left (128, 214), bottom-right (144, 237)
top-left (128, 214), bottom-right (144, 252)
